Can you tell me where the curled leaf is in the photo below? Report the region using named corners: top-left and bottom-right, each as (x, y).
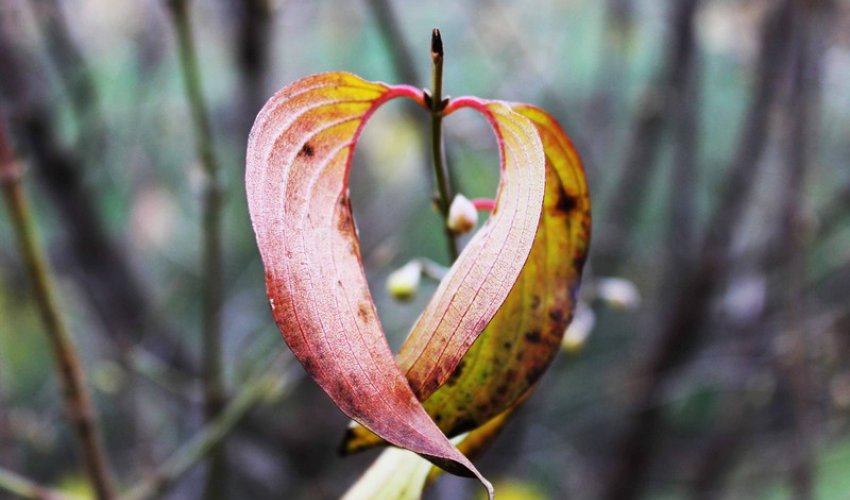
top-left (342, 102), bottom-right (590, 454)
top-left (246, 71), bottom-right (496, 494)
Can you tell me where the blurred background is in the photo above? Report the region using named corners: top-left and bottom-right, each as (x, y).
top-left (1, 0), bottom-right (849, 498)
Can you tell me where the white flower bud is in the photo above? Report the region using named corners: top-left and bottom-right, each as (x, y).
top-left (385, 260), bottom-right (423, 301)
top-left (447, 194), bottom-right (478, 235)
top-left (596, 277), bottom-right (641, 311)
top-left (562, 302), bottom-right (595, 354)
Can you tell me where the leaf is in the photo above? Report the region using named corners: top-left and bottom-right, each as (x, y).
top-left (246, 72), bottom-right (548, 497)
top-left (342, 102), bottom-right (590, 454)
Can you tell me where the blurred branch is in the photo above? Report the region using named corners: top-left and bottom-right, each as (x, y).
top-left (121, 362), bottom-right (294, 500)
top-left (29, 0), bottom-right (104, 151)
top-left (0, 467), bottom-right (82, 500)
top-left (0, 117), bottom-right (116, 499)
top-left (602, 1), bottom-right (796, 498)
top-left (774, 1), bottom-right (829, 495)
top-left (594, 0), bottom-right (701, 273)
top-left (0, 19), bottom-right (197, 373)
top-left (583, 0), bottom-right (634, 188)
top-left (233, 0), bottom-right (273, 132)
top-left (164, 0), bottom-right (227, 497)
top-left (664, 0), bottom-right (701, 299)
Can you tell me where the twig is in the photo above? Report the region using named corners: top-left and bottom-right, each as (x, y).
top-left (164, 0), bottom-right (226, 497)
top-left (29, 0), bottom-right (104, 153)
top-left (233, 0), bottom-right (273, 132)
top-left (595, 0), bottom-right (700, 273)
top-left (775, 2), bottom-right (826, 495)
top-left (428, 29), bottom-right (459, 262)
top-left (120, 365), bottom-right (294, 500)
top-left (0, 118), bottom-right (116, 499)
top-left (663, 0), bottom-right (701, 300)
top-left (0, 13), bottom-right (196, 374)
top-left (0, 467), bottom-right (83, 500)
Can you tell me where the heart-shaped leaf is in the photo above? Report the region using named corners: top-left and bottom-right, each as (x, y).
top-left (246, 72), bottom-right (547, 496)
top-left (342, 102), bottom-right (590, 453)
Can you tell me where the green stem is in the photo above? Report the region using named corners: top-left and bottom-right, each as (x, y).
top-left (164, 1), bottom-right (226, 498)
top-left (429, 28), bottom-right (459, 262)
top-left (0, 121), bottom-right (116, 500)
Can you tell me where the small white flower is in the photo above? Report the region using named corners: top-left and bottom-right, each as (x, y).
top-left (447, 194), bottom-right (478, 235)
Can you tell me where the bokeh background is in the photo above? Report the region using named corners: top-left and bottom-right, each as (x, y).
top-left (1, 0), bottom-right (850, 498)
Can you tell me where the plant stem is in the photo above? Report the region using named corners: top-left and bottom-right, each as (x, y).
top-left (429, 28), bottom-right (459, 262)
top-left (0, 120), bottom-right (116, 500)
top-left (164, 1), bottom-right (226, 498)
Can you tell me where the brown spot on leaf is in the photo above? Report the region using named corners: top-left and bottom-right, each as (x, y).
top-left (525, 330), bottom-right (542, 343)
top-left (530, 295), bottom-right (541, 310)
top-left (357, 303), bottom-right (371, 322)
top-left (549, 308), bottom-right (565, 323)
top-left (445, 360), bottom-right (466, 387)
top-left (556, 191), bottom-right (577, 213)
top-left (299, 142), bottom-right (315, 157)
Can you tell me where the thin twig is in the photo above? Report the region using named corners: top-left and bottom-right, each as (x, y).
top-left (163, 0), bottom-right (227, 498)
top-left (0, 467), bottom-right (83, 500)
top-left (775, 2), bottom-right (824, 495)
top-left (0, 118), bottom-right (116, 499)
top-left (29, 0), bottom-right (104, 153)
top-left (120, 363), bottom-right (295, 500)
top-left (428, 28), bottom-right (459, 262)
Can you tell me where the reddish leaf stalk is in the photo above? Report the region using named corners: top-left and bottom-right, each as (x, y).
top-left (471, 198), bottom-right (496, 212)
top-left (0, 119), bottom-right (116, 500)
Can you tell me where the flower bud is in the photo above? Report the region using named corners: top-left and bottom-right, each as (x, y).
top-left (562, 302), bottom-right (595, 354)
top-left (447, 194), bottom-right (478, 235)
top-left (385, 260), bottom-right (423, 301)
top-left (596, 277), bottom-right (641, 311)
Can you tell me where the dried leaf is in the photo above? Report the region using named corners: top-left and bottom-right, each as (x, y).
top-left (342, 102), bottom-right (590, 453)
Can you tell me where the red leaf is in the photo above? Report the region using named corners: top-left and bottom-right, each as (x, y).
top-left (246, 72), bottom-right (510, 495)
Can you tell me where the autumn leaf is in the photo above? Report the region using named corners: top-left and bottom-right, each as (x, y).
top-left (341, 102), bottom-right (591, 454)
top-left (246, 71), bottom-right (548, 497)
